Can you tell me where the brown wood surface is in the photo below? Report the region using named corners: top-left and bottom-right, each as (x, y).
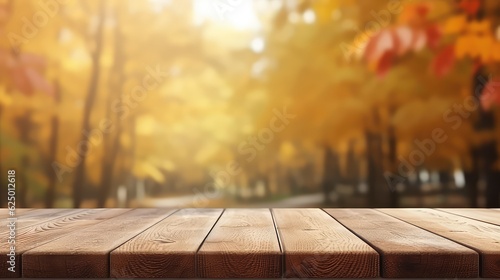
top-left (111, 208), bottom-right (223, 278)
top-left (197, 208), bottom-right (281, 278)
top-left (2, 208), bottom-right (496, 278)
top-left (273, 208), bottom-right (379, 278)
top-left (0, 209), bottom-right (83, 235)
top-left (437, 208), bottom-right (500, 226)
top-left (22, 208), bottom-right (175, 278)
top-left (325, 208), bottom-right (479, 278)
top-left (1, 208), bottom-right (128, 278)
top-left (0, 208), bottom-right (32, 219)
top-left (379, 208), bottom-right (500, 278)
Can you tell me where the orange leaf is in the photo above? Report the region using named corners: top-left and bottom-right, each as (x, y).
top-left (477, 35), bottom-right (495, 63)
top-left (492, 43), bottom-right (500, 61)
top-left (398, 3), bottom-right (430, 27)
top-left (442, 15), bottom-right (467, 34)
top-left (455, 34), bottom-right (477, 59)
top-left (466, 20), bottom-right (491, 34)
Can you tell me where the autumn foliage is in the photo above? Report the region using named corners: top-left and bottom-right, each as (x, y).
top-left (0, 0), bottom-right (499, 208)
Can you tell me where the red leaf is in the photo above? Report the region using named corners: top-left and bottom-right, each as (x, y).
top-left (431, 45), bottom-right (455, 77)
top-left (459, 0), bottom-right (481, 16)
top-left (364, 30), bottom-right (394, 63)
top-left (25, 68), bottom-right (54, 96)
top-left (480, 79), bottom-right (500, 111)
top-left (425, 24), bottom-right (441, 50)
top-left (0, 49), bottom-right (54, 96)
top-left (376, 50), bottom-right (394, 78)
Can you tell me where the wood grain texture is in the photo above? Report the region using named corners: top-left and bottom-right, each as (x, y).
top-left (0, 208), bottom-right (32, 219)
top-left (22, 208), bottom-right (175, 278)
top-left (273, 208), bottom-right (379, 278)
top-left (0, 209), bottom-right (82, 235)
top-left (197, 208), bottom-right (281, 278)
top-left (325, 209), bottom-right (478, 278)
top-left (379, 208), bottom-right (500, 278)
top-left (111, 208), bottom-right (222, 278)
top-left (0, 208), bottom-right (130, 278)
top-left (437, 208), bottom-right (500, 226)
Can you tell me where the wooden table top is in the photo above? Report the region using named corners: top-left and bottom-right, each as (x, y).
top-left (1, 208), bottom-right (499, 278)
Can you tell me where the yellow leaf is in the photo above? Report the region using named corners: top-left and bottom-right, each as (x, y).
top-left (133, 161), bottom-right (165, 183)
top-left (442, 15), bottom-right (467, 35)
top-left (0, 89), bottom-right (13, 106)
top-left (313, 0), bottom-right (338, 24)
top-left (136, 115), bottom-right (156, 136)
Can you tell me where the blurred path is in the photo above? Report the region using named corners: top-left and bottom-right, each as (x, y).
top-left (140, 192), bottom-right (325, 208)
top-left (250, 193), bottom-right (324, 208)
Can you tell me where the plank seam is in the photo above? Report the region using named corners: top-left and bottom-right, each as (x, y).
top-left (106, 208), bottom-right (180, 277)
top-left (194, 208), bottom-right (226, 278)
top-left (269, 208), bottom-right (284, 279)
top-left (320, 208), bottom-right (383, 277)
top-left (373, 208), bottom-right (485, 277)
top-left (435, 208), bottom-right (500, 227)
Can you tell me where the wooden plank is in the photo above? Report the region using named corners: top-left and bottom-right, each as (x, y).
top-left (0, 208), bottom-right (32, 219)
top-left (0, 208), bottom-right (39, 237)
top-left (437, 208), bottom-right (500, 226)
top-left (325, 209), bottom-right (478, 278)
top-left (197, 208), bottom-right (281, 278)
top-left (0, 209), bottom-right (82, 235)
top-left (273, 208), bottom-right (379, 278)
top-left (0, 208), bottom-right (129, 278)
top-left (22, 208), bottom-right (175, 278)
top-left (111, 208), bottom-right (223, 278)
top-left (379, 208), bottom-right (500, 278)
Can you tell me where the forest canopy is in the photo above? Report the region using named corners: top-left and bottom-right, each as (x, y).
top-left (1, 0), bottom-right (499, 208)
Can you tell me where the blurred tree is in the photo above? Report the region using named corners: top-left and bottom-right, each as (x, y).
top-left (363, 0), bottom-right (500, 207)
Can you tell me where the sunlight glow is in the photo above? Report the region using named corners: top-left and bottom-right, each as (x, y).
top-left (193, 0), bottom-right (261, 30)
top-left (419, 169), bottom-right (429, 183)
top-left (454, 170), bottom-right (466, 188)
top-left (303, 9), bottom-right (315, 24)
top-left (250, 37), bottom-right (265, 53)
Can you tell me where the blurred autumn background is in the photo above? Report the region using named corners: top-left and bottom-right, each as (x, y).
top-left (1, 0), bottom-right (500, 208)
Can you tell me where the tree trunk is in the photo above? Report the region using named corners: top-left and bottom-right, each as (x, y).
top-left (0, 104), bottom-right (4, 208)
top-left (486, 170), bottom-right (500, 207)
top-left (387, 125), bottom-right (399, 207)
top-left (471, 66), bottom-right (498, 207)
top-left (71, 2), bottom-right (106, 208)
top-left (464, 167), bottom-right (479, 207)
top-left (321, 145), bottom-right (339, 204)
top-left (97, 12), bottom-right (124, 208)
top-left (345, 141), bottom-right (359, 188)
top-left (365, 130), bottom-right (388, 207)
top-left (45, 81), bottom-right (61, 208)
top-left (15, 110), bottom-right (34, 207)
